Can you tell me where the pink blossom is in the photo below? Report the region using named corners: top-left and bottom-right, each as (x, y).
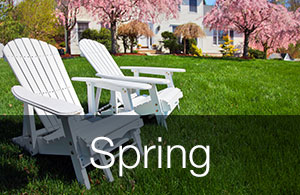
top-left (83, 0), bottom-right (182, 53)
top-left (84, 0), bottom-right (182, 27)
top-left (203, 0), bottom-right (300, 57)
top-left (249, 4), bottom-right (300, 54)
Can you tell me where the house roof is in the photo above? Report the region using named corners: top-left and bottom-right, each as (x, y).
top-left (204, 0), bottom-right (216, 5)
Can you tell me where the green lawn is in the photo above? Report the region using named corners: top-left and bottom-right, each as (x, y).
top-left (0, 56), bottom-right (299, 194)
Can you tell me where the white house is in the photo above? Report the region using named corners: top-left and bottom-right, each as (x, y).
top-left (70, 8), bottom-right (101, 55)
top-left (71, 0), bottom-right (244, 56)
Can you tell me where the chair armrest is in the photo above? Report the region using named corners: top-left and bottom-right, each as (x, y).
top-left (120, 66), bottom-right (186, 75)
top-left (96, 74), bottom-right (170, 85)
top-left (72, 77), bottom-right (152, 91)
top-left (11, 86), bottom-right (83, 115)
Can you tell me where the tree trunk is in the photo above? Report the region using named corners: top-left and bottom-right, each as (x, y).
top-left (123, 41), bottom-right (127, 53)
top-left (130, 45), bottom-right (134, 53)
top-left (65, 28), bottom-right (71, 55)
top-left (243, 32), bottom-right (250, 58)
top-left (183, 39), bottom-right (187, 54)
top-left (110, 21), bottom-right (117, 54)
top-left (263, 44), bottom-right (269, 59)
top-left (130, 37), bottom-right (134, 53)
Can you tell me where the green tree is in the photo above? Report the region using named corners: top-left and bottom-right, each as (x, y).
top-left (16, 0), bottom-right (59, 43)
top-left (81, 28), bottom-right (112, 52)
top-left (161, 31), bottom-right (181, 54)
top-left (118, 21), bottom-right (154, 53)
top-left (0, 0), bottom-right (24, 44)
top-left (219, 35), bottom-right (239, 57)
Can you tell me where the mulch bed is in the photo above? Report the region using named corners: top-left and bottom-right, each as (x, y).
top-left (60, 53), bottom-right (146, 59)
top-left (61, 54), bottom-right (80, 59)
top-left (173, 54), bottom-right (194, 57)
top-left (114, 53), bottom-right (147, 56)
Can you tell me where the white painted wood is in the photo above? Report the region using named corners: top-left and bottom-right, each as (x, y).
top-left (79, 39), bottom-right (123, 76)
top-left (0, 43), bottom-right (4, 58)
top-left (95, 88), bottom-right (102, 111)
top-left (87, 82), bottom-right (96, 115)
top-left (4, 38), bottom-right (146, 189)
top-left (72, 77), bottom-right (152, 91)
top-left (133, 71), bottom-right (140, 96)
top-left (79, 39), bottom-right (185, 127)
top-left (120, 66), bottom-right (186, 75)
top-left (164, 72), bottom-right (175, 88)
top-left (4, 39), bottom-right (60, 131)
top-left (72, 77), bottom-right (151, 114)
top-left (12, 86), bottom-right (84, 115)
top-left (96, 73), bottom-right (170, 85)
top-left (110, 91), bottom-right (118, 114)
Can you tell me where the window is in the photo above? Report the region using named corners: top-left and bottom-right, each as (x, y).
top-left (213, 29), bottom-right (234, 45)
top-left (155, 26), bottom-right (161, 34)
top-left (171, 25), bottom-right (181, 44)
top-left (77, 22), bottom-right (89, 40)
top-left (172, 25), bottom-right (179, 33)
top-left (189, 0), bottom-right (197, 13)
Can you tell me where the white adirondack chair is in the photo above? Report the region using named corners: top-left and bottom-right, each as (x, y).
top-left (79, 39), bottom-right (186, 128)
top-left (0, 43), bottom-right (4, 58)
top-left (3, 38), bottom-right (152, 189)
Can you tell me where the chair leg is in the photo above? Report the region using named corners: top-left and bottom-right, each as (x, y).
top-left (98, 154), bottom-right (114, 182)
top-left (162, 118), bottom-right (168, 130)
top-left (132, 129), bottom-right (144, 156)
top-left (71, 155), bottom-right (91, 189)
top-left (155, 115), bottom-right (168, 130)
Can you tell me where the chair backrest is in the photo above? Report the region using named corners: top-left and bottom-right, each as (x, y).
top-left (79, 39), bottom-right (124, 77)
top-left (3, 38), bottom-right (83, 132)
top-left (0, 43), bottom-right (4, 58)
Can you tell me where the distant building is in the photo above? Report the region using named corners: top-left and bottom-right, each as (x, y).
top-left (71, 0), bottom-right (244, 56)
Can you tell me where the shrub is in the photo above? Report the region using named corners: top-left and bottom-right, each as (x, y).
top-left (288, 42), bottom-right (300, 59)
top-left (249, 48), bottom-right (265, 59)
top-left (220, 35), bottom-right (238, 57)
top-left (278, 41), bottom-right (300, 59)
top-left (190, 44), bottom-right (203, 57)
top-left (161, 31), bottom-right (181, 54)
top-left (0, 18), bottom-right (25, 44)
top-left (16, 0), bottom-right (59, 44)
top-left (118, 20), bottom-right (153, 53)
top-left (187, 39), bottom-right (197, 54)
top-left (81, 29), bottom-right (99, 40)
top-left (59, 42), bottom-right (65, 48)
top-left (81, 28), bottom-right (112, 52)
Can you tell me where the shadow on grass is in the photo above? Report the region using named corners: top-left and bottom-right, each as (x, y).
top-left (0, 113), bottom-right (161, 191)
top-left (0, 163), bottom-right (30, 190)
top-left (1, 115), bottom-right (300, 193)
top-left (0, 116), bottom-right (79, 191)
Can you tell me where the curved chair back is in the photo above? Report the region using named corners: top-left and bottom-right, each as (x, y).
top-left (3, 38), bottom-right (82, 132)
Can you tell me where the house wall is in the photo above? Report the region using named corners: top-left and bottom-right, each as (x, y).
top-left (71, 1), bottom-right (244, 55)
top-left (148, 0), bottom-right (244, 55)
top-left (70, 8), bottom-right (101, 55)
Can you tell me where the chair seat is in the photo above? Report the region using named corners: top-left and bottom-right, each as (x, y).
top-left (132, 88), bottom-right (183, 113)
top-left (42, 111), bottom-right (141, 143)
top-left (77, 111), bottom-right (142, 145)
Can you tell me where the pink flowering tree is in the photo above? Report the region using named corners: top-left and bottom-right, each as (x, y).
top-left (56, 0), bottom-right (82, 54)
top-left (204, 0), bottom-right (277, 57)
top-left (250, 4), bottom-right (300, 58)
top-left (84, 0), bottom-right (182, 54)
